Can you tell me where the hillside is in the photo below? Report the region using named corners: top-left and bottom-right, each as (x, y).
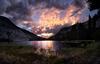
top-left (49, 22), bottom-right (100, 41)
top-left (0, 16), bottom-right (45, 42)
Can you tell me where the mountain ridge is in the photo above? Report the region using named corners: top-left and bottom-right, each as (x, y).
top-left (0, 16), bottom-right (45, 42)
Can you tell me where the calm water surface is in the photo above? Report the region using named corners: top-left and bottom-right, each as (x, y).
top-left (16, 41), bottom-right (64, 51)
top-left (0, 40), bottom-right (93, 51)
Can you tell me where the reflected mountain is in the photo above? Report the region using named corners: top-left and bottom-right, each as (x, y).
top-left (0, 16), bottom-right (45, 42)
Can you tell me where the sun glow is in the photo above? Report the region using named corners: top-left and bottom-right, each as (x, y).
top-left (29, 5), bottom-right (81, 33)
top-left (32, 41), bottom-right (54, 50)
top-left (19, 3), bottom-right (87, 38)
top-left (37, 33), bottom-right (54, 38)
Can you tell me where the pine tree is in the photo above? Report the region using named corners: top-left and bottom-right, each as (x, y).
top-left (87, 0), bottom-right (100, 40)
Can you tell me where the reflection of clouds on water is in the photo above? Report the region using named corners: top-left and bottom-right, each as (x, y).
top-left (15, 41), bottom-right (62, 52)
top-left (31, 41), bottom-right (57, 56)
top-left (32, 41), bottom-right (54, 50)
top-left (14, 41), bottom-right (56, 51)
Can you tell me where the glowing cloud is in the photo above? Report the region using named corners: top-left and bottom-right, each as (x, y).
top-left (0, 0), bottom-right (98, 38)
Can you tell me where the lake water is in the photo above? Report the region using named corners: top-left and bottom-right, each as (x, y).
top-left (0, 40), bottom-right (94, 51)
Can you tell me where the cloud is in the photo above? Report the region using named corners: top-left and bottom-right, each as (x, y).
top-left (0, 0), bottom-right (10, 14)
top-left (0, 0), bottom-right (89, 21)
top-left (0, 0), bottom-right (31, 22)
top-left (0, 0), bottom-right (98, 36)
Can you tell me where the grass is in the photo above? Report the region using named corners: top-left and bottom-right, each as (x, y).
top-left (0, 42), bottom-right (99, 64)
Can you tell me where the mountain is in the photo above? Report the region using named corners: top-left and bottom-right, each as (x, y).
top-left (0, 16), bottom-right (45, 42)
top-left (49, 10), bottom-right (100, 41)
top-left (49, 22), bottom-right (100, 41)
top-left (49, 23), bottom-right (88, 40)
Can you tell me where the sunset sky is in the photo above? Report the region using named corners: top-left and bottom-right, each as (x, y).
top-left (0, 0), bottom-right (98, 38)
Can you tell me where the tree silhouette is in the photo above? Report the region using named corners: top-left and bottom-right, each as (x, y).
top-left (87, 0), bottom-right (100, 40)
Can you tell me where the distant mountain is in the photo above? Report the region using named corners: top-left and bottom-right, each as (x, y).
top-left (49, 22), bottom-right (100, 41)
top-left (49, 23), bottom-right (88, 40)
top-left (49, 10), bottom-right (100, 41)
top-left (0, 16), bottom-right (45, 42)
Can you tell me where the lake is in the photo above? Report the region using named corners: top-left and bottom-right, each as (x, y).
top-left (0, 40), bottom-right (94, 52)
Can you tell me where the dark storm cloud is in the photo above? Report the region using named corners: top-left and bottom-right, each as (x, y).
top-left (73, 0), bottom-right (86, 8)
top-left (34, 0), bottom-right (87, 10)
top-left (0, 0), bottom-right (88, 22)
top-left (34, 0), bottom-right (73, 9)
top-left (44, 0), bottom-right (69, 9)
top-left (0, 0), bottom-right (31, 23)
top-left (0, 0), bottom-right (10, 14)
top-left (5, 2), bottom-right (30, 21)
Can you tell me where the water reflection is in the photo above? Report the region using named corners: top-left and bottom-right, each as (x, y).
top-left (1, 40), bottom-right (93, 51)
top-left (15, 41), bottom-right (60, 51)
top-left (32, 41), bottom-right (54, 50)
